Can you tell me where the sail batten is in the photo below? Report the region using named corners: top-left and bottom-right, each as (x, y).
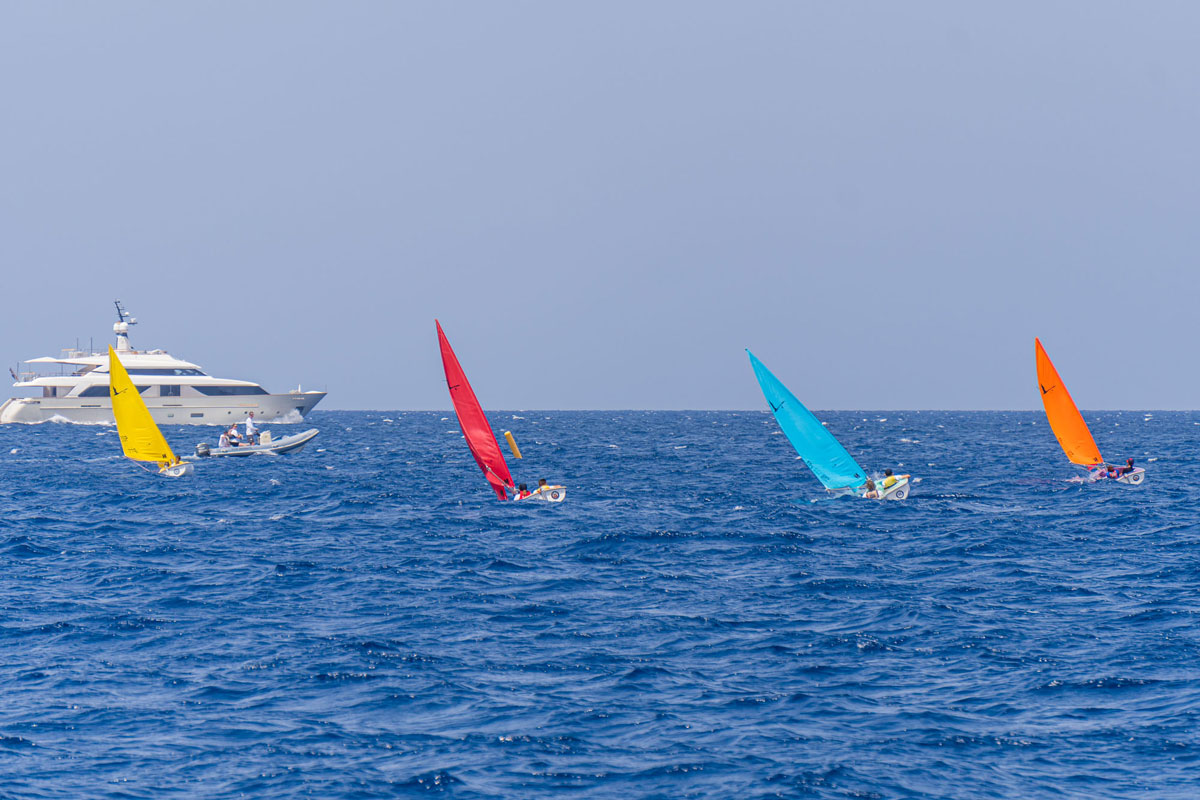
top-left (1035, 338), bottom-right (1103, 467)
top-left (747, 350), bottom-right (866, 490)
top-left (437, 321), bottom-right (515, 500)
top-left (109, 346), bottom-right (176, 466)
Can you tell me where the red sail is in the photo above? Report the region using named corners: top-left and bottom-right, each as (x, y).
top-left (437, 321), bottom-right (515, 500)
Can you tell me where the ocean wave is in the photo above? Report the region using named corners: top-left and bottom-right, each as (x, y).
top-left (0, 410), bottom-right (1196, 798)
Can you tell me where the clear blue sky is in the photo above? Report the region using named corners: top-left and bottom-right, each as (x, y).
top-left (2, 2), bottom-right (1197, 409)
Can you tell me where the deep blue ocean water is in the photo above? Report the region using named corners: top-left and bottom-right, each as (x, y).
top-left (1, 410), bottom-right (1198, 799)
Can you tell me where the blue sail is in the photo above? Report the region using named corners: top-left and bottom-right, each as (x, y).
top-left (747, 350), bottom-right (867, 491)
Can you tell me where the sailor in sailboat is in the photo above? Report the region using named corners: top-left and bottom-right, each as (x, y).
top-left (159, 455), bottom-right (187, 475)
top-left (1090, 457), bottom-right (1136, 482)
top-left (522, 477), bottom-right (566, 502)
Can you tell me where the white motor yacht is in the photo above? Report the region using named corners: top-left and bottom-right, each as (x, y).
top-left (1, 302), bottom-right (326, 425)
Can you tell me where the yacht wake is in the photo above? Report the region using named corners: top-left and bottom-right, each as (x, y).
top-left (44, 415), bottom-right (115, 426)
top-left (263, 409), bottom-right (305, 425)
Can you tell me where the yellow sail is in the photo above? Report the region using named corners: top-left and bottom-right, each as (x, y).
top-left (1035, 338), bottom-right (1103, 467)
top-left (109, 346), bottom-right (177, 467)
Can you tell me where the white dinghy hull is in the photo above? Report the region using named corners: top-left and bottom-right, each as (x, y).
top-left (879, 476), bottom-right (911, 500)
top-left (1116, 467), bottom-right (1146, 485)
top-left (828, 475), bottom-right (913, 501)
top-left (516, 486), bottom-right (567, 503)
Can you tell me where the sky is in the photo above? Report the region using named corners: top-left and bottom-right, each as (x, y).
top-left (2, 2), bottom-right (1198, 410)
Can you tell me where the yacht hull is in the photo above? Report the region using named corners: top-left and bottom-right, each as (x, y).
top-left (0, 391), bottom-right (325, 425)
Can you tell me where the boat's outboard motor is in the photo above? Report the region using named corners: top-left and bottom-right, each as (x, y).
top-left (195, 443), bottom-right (211, 458)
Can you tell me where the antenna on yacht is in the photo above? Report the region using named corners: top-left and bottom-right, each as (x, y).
top-left (113, 299), bottom-right (138, 352)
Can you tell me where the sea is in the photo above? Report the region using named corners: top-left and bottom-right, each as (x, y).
top-left (1, 410), bottom-right (1197, 799)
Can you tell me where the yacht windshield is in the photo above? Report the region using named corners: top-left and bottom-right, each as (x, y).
top-left (78, 385), bottom-right (150, 397)
top-left (126, 368), bottom-right (205, 376)
top-left (193, 385), bottom-right (268, 396)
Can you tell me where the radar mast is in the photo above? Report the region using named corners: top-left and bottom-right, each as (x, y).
top-left (113, 300), bottom-right (138, 352)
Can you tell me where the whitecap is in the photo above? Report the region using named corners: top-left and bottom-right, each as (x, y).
top-left (263, 409), bottom-right (304, 424)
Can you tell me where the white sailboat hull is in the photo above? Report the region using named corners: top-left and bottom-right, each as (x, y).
top-left (879, 476), bottom-right (911, 500)
top-left (1116, 467), bottom-right (1146, 485)
top-left (515, 486), bottom-right (567, 503)
top-left (160, 462), bottom-right (194, 478)
top-left (843, 475), bottom-right (911, 501)
top-left (1087, 466), bottom-right (1147, 485)
top-left (0, 392), bottom-right (324, 425)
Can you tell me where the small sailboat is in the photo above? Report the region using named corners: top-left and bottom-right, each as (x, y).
top-left (109, 346), bottom-right (193, 477)
top-left (748, 350), bottom-right (910, 500)
top-left (1035, 338), bottom-right (1145, 485)
top-left (437, 321), bottom-right (565, 502)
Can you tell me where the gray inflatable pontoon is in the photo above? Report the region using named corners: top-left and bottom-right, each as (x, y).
top-left (196, 428), bottom-right (320, 457)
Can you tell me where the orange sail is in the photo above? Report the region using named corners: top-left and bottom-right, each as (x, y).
top-left (1035, 338), bottom-right (1103, 467)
